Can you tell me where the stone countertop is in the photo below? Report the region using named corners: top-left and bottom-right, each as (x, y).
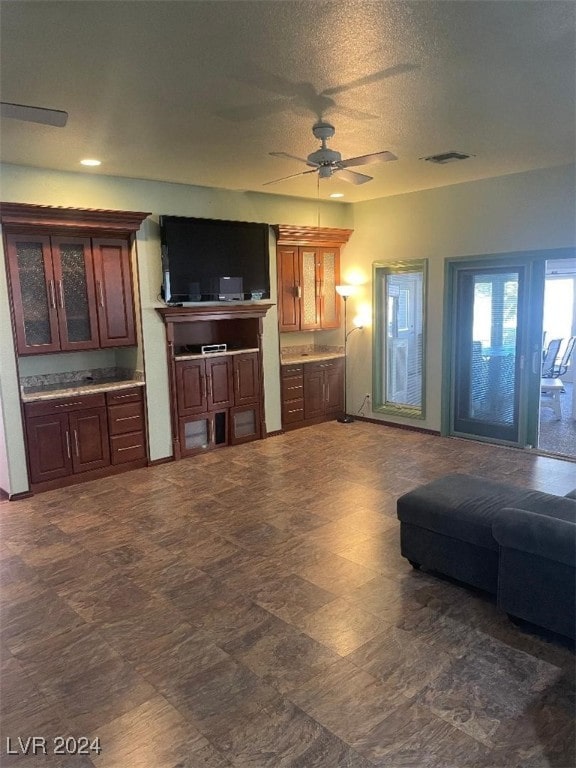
top-left (21, 378), bottom-right (145, 403)
top-left (281, 352), bottom-right (345, 365)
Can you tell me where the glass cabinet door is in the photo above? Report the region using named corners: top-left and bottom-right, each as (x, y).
top-left (6, 234), bottom-right (61, 354)
top-left (300, 248), bottom-right (321, 329)
top-left (52, 237), bottom-right (99, 350)
top-left (319, 249), bottom-right (340, 329)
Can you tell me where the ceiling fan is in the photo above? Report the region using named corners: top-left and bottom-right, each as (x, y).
top-left (0, 101), bottom-right (68, 127)
top-left (264, 120), bottom-right (397, 186)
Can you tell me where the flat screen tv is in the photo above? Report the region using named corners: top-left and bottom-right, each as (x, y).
top-left (160, 215), bottom-right (270, 303)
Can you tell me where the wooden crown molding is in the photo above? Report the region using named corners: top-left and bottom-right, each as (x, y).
top-left (0, 203), bottom-right (151, 233)
top-left (156, 303), bottom-right (274, 323)
top-left (273, 224), bottom-right (353, 247)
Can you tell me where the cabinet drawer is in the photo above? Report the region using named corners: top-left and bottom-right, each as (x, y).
top-left (110, 432), bottom-right (146, 464)
top-left (108, 401), bottom-right (144, 435)
top-left (24, 393), bottom-right (106, 418)
top-left (106, 387), bottom-right (143, 405)
top-left (282, 364), bottom-right (304, 377)
top-left (282, 399), bottom-right (305, 423)
top-left (281, 376), bottom-right (304, 402)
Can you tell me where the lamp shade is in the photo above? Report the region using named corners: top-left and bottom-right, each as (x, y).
top-left (335, 284), bottom-right (355, 298)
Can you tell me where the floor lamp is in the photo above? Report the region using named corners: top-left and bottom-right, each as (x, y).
top-left (336, 285), bottom-right (362, 423)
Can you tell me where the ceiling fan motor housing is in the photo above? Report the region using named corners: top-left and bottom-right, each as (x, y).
top-left (307, 147), bottom-right (342, 166)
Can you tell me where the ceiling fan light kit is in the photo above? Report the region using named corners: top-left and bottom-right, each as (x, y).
top-left (266, 120), bottom-right (397, 187)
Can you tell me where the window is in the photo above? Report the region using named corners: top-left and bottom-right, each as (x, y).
top-left (373, 259), bottom-right (427, 418)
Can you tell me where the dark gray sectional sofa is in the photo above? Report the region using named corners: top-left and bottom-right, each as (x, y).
top-left (397, 474), bottom-right (576, 640)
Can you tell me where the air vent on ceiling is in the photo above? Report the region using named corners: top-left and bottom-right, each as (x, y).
top-left (422, 151), bottom-right (473, 164)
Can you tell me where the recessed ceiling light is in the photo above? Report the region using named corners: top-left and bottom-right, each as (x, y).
top-left (330, 193), bottom-right (344, 198)
top-left (80, 158), bottom-right (101, 166)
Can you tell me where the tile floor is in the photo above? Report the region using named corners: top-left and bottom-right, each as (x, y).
top-left (1, 421), bottom-right (575, 767)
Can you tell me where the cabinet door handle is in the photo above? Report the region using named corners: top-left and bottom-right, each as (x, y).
top-left (201, 376), bottom-right (207, 400)
top-left (65, 430), bottom-right (71, 459)
top-left (295, 285), bottom-right (302, 299)
top-left (57, 280), bottom-right (65, 309)
top-left (112, 393), bottom-right (136, 400)
top-left (73, 429), bottom-right (80, 457)
top-left (117, 444), bottom-right (142, 452)
top-left (326, 382), bottom-right (330, 403)
top-left (235, 370), bottom-right (240, 393)
top-left (54, 401), bottom-right (85, 408)
top-left (115, 415), bottom-right (140, 422)
top-left (48, 280), bottom-right (57, 309)
top-left (96, 280), bottom-right (104, 307)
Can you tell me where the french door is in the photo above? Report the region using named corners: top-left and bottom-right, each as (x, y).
top-left (446, 256), bottom-right (544, 446)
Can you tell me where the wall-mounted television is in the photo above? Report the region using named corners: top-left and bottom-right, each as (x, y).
top-left (160, 215), bottom-right (270, 303)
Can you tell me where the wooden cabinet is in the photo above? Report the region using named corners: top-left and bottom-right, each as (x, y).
top-left (230, 352), bottom-right (261, 445)
top-left (107, 388), bottom-right (147, 465)
top-left (92, 238), bottom-right (136, 348)
top-left (274, 225), bottom-right (353, 333)
top-left (175, 355), bottom-right (233, 456)
top-left (281, 358), bottom-right (344, 430)
top-left (281, 363), bottom-right (305, 426)
top-left (24, 394), bottom-right (110, 484)
top-left (23, 386), bottom-right (147, 490)
top-left (232, 352), bottom-right (260, 405)
top-left (157, 305), bottom-right (272, 460)
top-left (0, 204), bottom-right (149, 356)
top-left (5, 234), bottom-right (100, 354)
top-left (277, 246), bottom-right (340, 332)
top-left (175, 352), bottom-right (261, 455)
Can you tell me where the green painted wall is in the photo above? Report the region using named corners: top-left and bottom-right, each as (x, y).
top-left (345, 164), bottom-right (576, 431)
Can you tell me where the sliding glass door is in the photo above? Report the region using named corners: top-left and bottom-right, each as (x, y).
top-left (453, 266), bottom-right (527, 441)
top-left (446, 256), bottom-right (545, 447)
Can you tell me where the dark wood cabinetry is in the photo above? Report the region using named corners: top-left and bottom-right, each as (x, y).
top-left (92, 238), bottom-right (136, 348)
top-left (157, 305), bottom-right (271, 459)
top-left (25, 394), bottom-right (110, 484)
top-left (24, 386), bottom-right (147, 491)
top-left (274, 225), bottom-right (353, 332)
top-left (107, 388), bottom-right (147, 465)
top-left (281, 363), bottom-right (305, 425)
top-left (1, 204), bottom-right (148, 355)
top-left (281, 357), bottom-right (344, 430)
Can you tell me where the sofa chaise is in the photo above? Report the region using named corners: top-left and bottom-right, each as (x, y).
top-left (397, 474), bottom-right (576, 640)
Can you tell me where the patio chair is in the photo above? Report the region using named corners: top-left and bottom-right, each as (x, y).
top-left (551, 336), bottom-right (575, 378)
top-left (542, 338), bottom-right (562, 378)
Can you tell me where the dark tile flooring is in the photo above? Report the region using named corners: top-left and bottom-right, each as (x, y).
top-left (1, 422), bottom-right (575, 768)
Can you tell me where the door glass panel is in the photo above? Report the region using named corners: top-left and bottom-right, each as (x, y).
top-left (301, 250), bottom-right (318, 326)
top-left (183, 418), bottom-right (209, 450)
top-left (59, 243), bottom-right (92, 342)
top-left (233, 409), bottom-right (256, 438)
top-left (322, 251), bottom-right (336, 325)
top-left (453, 268), bottom-right (523, 442)
top-left (373, 260), bottom-right (426, 418)
top-left (16, 241), bottom-right (52, 346)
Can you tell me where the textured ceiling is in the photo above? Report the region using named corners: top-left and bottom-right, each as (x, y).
top-left (0, 0), bottom-right (574, 203)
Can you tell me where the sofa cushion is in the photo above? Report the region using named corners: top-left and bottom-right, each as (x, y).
top-left (493, 503), bottom-right (576, 567)
top-left (396, 474), bottom-right (560, 550)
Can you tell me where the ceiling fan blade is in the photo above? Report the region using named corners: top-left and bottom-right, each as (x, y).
top-left (263, 168), bottom-right (317, 186)
top-left (321, 63), bottom-right (418, 97)
top-left (0, 101), bottom-right (68, 127)
top-left (269, 151), bottom-right (318, 167)
top-left (334, 168), bottom-right (373, 185)
top-left (340, 150), bottom-right (397, 168)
